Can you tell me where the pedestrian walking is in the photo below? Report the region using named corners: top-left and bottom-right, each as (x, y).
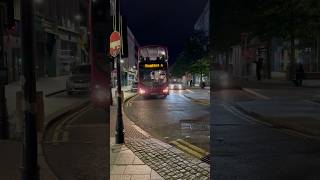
top-left (295, 63), bottom-right (305, 87)
top-left (256, 58), bottom-right (263, 81)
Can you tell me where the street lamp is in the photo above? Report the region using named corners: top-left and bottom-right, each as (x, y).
top-left (0, 3), bottom-right (9, 140)
top-left (75, 14), bottom-right (82, 22)
top-left (21, 0), bottom-right (39, 179)
top-left (113, 0), bottom-right (124, 144)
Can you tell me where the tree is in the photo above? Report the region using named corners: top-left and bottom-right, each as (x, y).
top-left (189, 56), bottom-right (210, 82)
top-left (171, 30), bottom-right (208, 77)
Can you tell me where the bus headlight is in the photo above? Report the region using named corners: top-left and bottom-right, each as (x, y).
top-left (163, 87), bottom-right (169, 93)
top-left (139, 88), bottom-right (146, 94)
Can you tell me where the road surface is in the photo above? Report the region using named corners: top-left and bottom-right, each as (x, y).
top-left (211, 89), bottom-right (320, 180)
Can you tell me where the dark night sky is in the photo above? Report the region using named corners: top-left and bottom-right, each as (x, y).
top-left (121, 0), bottom-right (208, 64)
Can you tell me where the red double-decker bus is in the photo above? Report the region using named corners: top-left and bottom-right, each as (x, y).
top-left (138, 46), bottom-right (169, 98)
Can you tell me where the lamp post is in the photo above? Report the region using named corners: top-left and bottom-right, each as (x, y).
top-left (21, 0), bottom-right (39, 179)
top-left (0, 3), bottom-right (9, 140)
top-left (114, 0), bottom-right (124, 144)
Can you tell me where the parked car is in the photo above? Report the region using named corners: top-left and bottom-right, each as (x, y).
top-left (66, 64), bottom-right (91, 95)
top-left (131, 82), bottom-right (138, 92)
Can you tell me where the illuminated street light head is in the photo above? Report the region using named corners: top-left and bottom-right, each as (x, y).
top-left (75, 14), bottom-right (82, 22)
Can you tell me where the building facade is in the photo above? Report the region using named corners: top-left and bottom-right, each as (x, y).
top-left (112, 27), bottom-right (139, 87)
top-left (122, 27), bottom-right (139, 86)
top-left (3, 0), bottom-right (83, 83)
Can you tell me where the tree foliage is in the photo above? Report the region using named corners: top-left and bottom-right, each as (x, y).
top-left (253, 0), bottom-right (320, 40)
top-left (189, 56), bottom-right (210, 77)
top-left (171, 30), bottom-right (208, 77)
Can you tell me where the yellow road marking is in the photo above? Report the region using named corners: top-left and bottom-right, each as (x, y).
top-left (52, 106), bottom-right (91, 144)
top-left (176, 139), bottom-right (209, 156)
top-left (170, 139), bottom-right (209, 160)
top-left (170, 141), bottom-right (204, 159)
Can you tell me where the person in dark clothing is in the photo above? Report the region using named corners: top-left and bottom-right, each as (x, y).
top-left (295, 63), bottom-right (305, 87)
top-left (200, 81), bottom-right (206, 89)
top-left (256, 58), bottom-right (263, 81)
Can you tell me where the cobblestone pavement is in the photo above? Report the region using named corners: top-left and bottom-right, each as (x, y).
top-left (125, 137), bottom-right (210, 180)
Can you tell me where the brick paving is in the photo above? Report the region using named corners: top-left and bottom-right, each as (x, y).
top-left (125, 138), bottom-right (210, 180)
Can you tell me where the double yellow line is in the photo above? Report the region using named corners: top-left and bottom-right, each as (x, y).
top-left (52, 106), bottom-right (91, 144)
top-left (170, 139), bottom-right (209, 160)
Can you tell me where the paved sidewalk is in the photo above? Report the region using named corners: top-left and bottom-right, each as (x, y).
top-left (234, 78), bottom-right (320, 138)
top-left (110, 93), bottom-right (163, 180)
top-left (0, 76), bottom-right (90, 180)
top-left (110, 137), bottom-right (164, 180)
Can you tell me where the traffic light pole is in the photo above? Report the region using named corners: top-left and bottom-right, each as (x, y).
top-left (21, 0), bottom-right (39, 179)
top-left (0, 4), bottom-right (9, 140)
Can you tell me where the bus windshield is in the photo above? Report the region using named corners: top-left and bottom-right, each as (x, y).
top-left (139, 68), bottom-right (167, 87)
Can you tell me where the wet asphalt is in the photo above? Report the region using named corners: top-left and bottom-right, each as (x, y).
top-left (211, 89), bottom-right (320, 180)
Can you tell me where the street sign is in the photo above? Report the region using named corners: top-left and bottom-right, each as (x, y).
top-left (109, 31), bottom-right (121, 57)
